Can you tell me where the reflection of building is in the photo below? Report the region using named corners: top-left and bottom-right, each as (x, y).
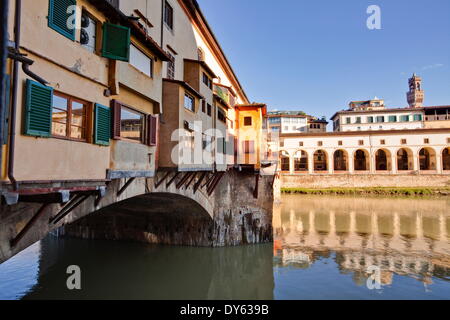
top-left (273, 196), bottom-right (450, 286)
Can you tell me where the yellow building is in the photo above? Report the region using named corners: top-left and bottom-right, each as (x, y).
top-left (1, 0), bottom-right (169, 198)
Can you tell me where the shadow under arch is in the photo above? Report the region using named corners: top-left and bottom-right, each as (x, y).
top-left (65, 192), bottom-right (215, 247)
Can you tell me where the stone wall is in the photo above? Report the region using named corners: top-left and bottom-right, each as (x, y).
top-left (64, 170), bottom-right (274, 247)
top-left (281, 173), bottom-right (450, 189)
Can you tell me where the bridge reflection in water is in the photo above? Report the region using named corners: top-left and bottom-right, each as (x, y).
top-left (274, 195), bottom-right (450, 288)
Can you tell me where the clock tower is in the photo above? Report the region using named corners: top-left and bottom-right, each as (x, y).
top-left (407, 73), bottom-right (424, 108)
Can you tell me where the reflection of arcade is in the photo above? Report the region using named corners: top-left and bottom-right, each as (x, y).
top-left (273, 196), bottom-right (450, 286)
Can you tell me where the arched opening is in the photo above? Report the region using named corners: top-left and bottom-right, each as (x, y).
top-left (280, 151), bottom-right (290, 172)
top-left (313, 150), bottom-right (328, 172)
top-left (333, 150), bottom-right (348, 171)
top-left (419, 148), bottom-right (436, 171)
top-left (443, 148), bottom-right (450, 171)
top-left (64, 193), bottom-right (214, 247)
top-left (294, 150), bottom-right (308, 172)
top-left (397, 148), bottom-right (413, 171)
top-left (354, 149), bottom-right (369, 171)
top-left (375, 149), bottom-right (391, 171)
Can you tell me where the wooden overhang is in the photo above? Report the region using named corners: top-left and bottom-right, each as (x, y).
top-left (184, 58), bottom-right (218, 79)
top-left (236, 103), bottom-right (267, 117)
top-left (87, 0), bottom-right (171, 61)
top-left (163, 78), bottom-right (204, 100)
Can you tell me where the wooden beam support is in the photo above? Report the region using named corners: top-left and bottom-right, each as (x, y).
top-left (193, 172), bottom-right (207, 194)
top-left (202, 173), bottom-right (216, 189)
top-left (176, 172), bottom-right (192, 189)
top-left (154, 171), bottom-right (171, 189)
top-left (10, 204), bottom-right (50, 248)
top-left (50, 195), bottom-right (90, 225)
top-left (207, 172), bottom-right (225, 196)
top-left (253, 174), bottom-right (260, 199)
top-left (184, 172), bottom-right (197, 189)
top-left (117, 177), bottom-right (136, 197)
top-left (166, 172), bottom-right (180, 188)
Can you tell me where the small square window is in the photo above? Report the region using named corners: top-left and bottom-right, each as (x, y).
top-left (338, 141), bottom-right (343, 146)
top-left (184, 94), bottom-right (195, 112)
top-left (318, 141), bottom-right (323, 147)
top-left (299, 142), bottom-right (303, 147)
top-left (280, 141), bottom-right (284, 147)
top-left (380, 139), bottom-right (386, 145)
top-left (244, 117), bottom-right (252, 126)
top-left (359, 140), bottom-right (364, 146)
top-left (424, 138), bottom-right (429, 144)
top-left (401, 139), bottom-right (407, 144)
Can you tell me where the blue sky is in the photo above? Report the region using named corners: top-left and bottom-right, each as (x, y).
top-left (198, 0), bottom-right (450, 120)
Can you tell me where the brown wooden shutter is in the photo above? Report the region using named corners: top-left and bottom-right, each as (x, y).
top-left (147, 114), bottom-right (158, 146)
top-left (111, 100), bottom-right (121, 139)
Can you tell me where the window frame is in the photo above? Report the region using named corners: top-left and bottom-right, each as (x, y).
top-left (184, 93), bottom-right (195, 113)
top-left (51, 91), bottom-right (91, 142)
top-left (164, 1), bottom-right (174, 31)
top-left (129, 43), bottom-right (154, 78)
top-left (244, 116), bottom-right (252, 126)
top-left (119, 105), bottom-right (146, 143)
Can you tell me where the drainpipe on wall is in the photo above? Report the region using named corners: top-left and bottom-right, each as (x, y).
top-left (0, 0), bottom-right (9, 183)
top-left (8, 0), bottom-right (21, 190)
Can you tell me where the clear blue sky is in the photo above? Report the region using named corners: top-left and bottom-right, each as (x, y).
top-left (198, 0), bottom-right (450, 120)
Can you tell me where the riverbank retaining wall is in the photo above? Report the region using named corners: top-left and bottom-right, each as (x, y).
top-left (281, 174), bottom-right (450, 189)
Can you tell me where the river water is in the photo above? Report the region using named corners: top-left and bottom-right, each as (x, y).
top-left (0, 195), bottom-right (449, 300)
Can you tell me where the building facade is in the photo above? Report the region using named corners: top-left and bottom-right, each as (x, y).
top-left (276, 75), bottom-right (450, 182)
top-left (268, 111), bottom-right (327, 134)
top-left (0, 0), bottom-right (269, 203)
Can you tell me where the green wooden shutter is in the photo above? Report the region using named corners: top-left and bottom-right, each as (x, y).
top-left (94, 103), bottom-right (111, 146)
top-left (2, 75), bottom-right (10, 144)
top-left (48, 0), bottom-right (77, 41)
top-left (102, 23), bottom-right (131, 61)
top-left (24, 79), bottom-right (53, 137)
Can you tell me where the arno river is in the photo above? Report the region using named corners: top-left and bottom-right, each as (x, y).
top-left (0, 195), bottom-right (449, 300)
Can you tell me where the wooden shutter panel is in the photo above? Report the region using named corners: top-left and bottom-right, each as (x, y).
top-left (147, 114), bottom-right (158, 146)
top-left (94, 103), bottom-right (111, 146)
top-left (24, 79), bottom-right (53, 137)
top-left (111, 100), bottom-right (121, 139)
top-left (102, 23), bottom-right (131, 61)
top-left (48, 0), bottom-right (76, 40)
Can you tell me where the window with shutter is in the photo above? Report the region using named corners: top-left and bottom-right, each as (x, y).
top-left (48, 0), bottom-right (77, 40)
top-left (102, 23), bottom-right (131, 61)
top-left (111, 100), bottom-right (121, 139)
top-left (147, 115), bottom-right (158, 146)
top-left (2, 75), bottom-right (10, 144)
top-left (94, 103), bottom-right (110, 146)
top-left (24, 80), bottom-right (53, 137)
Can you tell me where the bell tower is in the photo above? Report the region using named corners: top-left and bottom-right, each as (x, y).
top-left (407, 73), bottom-right (424, 108)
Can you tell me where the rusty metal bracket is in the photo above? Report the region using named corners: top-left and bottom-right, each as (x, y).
top-left (10, 203), bottom-right (50, 248)
top-left (117, 177), bottom-right (136, 197)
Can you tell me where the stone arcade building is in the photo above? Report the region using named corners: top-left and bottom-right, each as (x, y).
top-left (277, 75), bottom-right (450, 188)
